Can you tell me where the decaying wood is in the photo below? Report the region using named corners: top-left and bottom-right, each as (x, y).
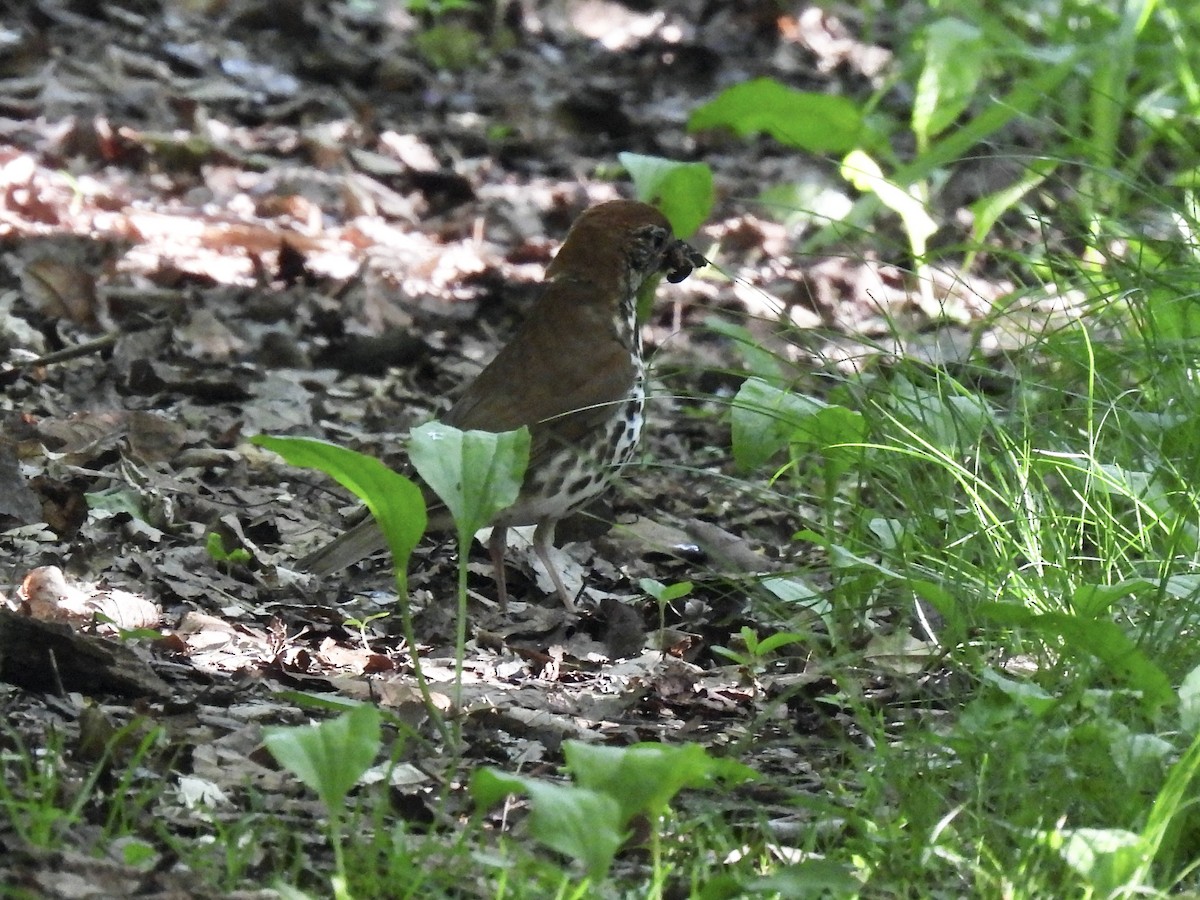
top-left (0, 608), bottom-right (170, 698)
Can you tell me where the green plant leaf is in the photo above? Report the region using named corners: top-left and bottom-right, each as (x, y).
top-left (703, 318), bottom-right (789, 382)
top-left (689, 78), bottom-right (864, 154)
top-left (1180, 664), bottom-right (1200, 736)
top-left (85, 487), bottom-right (146, 520)
top-left (801, 52), bottom-right (1075, 255)
top-left (618, 152), bottom-right (714, 238)
top-left (407, 423), bottom-right (530, 543)
top-left (206, 532), bottom-right (251, 565)
top-left (731, 377), bottom-right (866, 481)
top-left (1070, 580), bottom-right (1157, 619)
top-left (1134, 728), bottom-right (1200, 882)
top-left (262, 703), bottom-right (381, 814)
top-left (754, 630), bottom-right (809, 656)
top-left (888, 379), bottom-right (997, 454)
top-left (697, 860), bottom-right (861, 899)
top-left (731, 377), bottom-right (823, 472)
top-left (1055, 828), bottom-right (1143, 894)
top-left (251, 435), bottom-right (426, 571)
top-left (981, 668), bottom-right (1056, 717)
top-left (564, 741), bottom-right (756, 825)
top-left (413, 23), bottom-right (482, 72)
top-left (966, 157), bottom-right (1057, 267)
top-left (977, 604), bottom-right (1173, 712)
top-left (840, 150), bottom-right (937, 255)
top-left (912, 18), bottom-right (987, 145)
top-left (470, 768), bottom-right (625, 881)
top-left (638, 577), bottom-right (693, 603)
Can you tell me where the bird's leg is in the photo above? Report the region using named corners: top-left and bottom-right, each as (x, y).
top-left (488, 524), bottom-right (510, 610)
top-left (532, 519), bottom-right (577, 611)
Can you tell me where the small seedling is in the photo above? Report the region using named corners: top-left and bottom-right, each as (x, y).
top-left (206, 532), bottom-right (251, 566)
top-left (263, 703), bottom-right (382, 900)
top-left (712, 625), bottom-right (809, 672)
top-left (639, 577), bottom-right (693, 650)
top-left (472, 741), bottom-right (756, 885)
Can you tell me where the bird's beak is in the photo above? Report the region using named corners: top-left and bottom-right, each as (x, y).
top-left (664, 240), bottom-right (708, 284)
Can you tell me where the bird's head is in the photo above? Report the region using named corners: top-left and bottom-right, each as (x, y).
top-left (545, 200), bottom-right (706, 293)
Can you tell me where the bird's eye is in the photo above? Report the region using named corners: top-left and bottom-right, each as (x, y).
top-left (628, 225), bottom-right (673, 273)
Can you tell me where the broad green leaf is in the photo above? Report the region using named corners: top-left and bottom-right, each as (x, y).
top-left (619, 152), bottom-right (714, 238)
top-left (1070, 580), bottom-right (1157, 619)
top-left (704, 318), bottom-right (788, 383)
top-left (1056, 828), bottom-right (1143, 894)
top-left (564, 741), bottom-right (756, 825)
top-left (967, 157), bottom-right (1057, 264)
top-left (754, 630), bottom-right (809, 656)
top-left (912, 18), bottom-right (986, 144)
top-left (801, 53), bottom-right (1076, 255)
top-left (206, 532), bottom-right (251, 565)
top-left (85, 487), bottom-right (146, 520)
top-left (795, 530), bottom-right (907, 580)
top-left (263, 703), bottom-right (381, 814)
top-left (758, 180), bottom-right (855, 231)
top-left (760, 575), bottom-right (825, 606)
top-left (407, 423), bottom-right (529, 543)
top-left (689, 78), bottom-right (864, 154)
top-left (731, 377), bottom-right (824, 472)
top-left (252, 435), bottom-right (426, 569)
top-left (800, 404), bottom-right (869, 485)
top-left (739, 860), bottom-right (863, 898)
top-left (981, 668), bottom-right (1056, 717)
top-left (470, 769), bottom-right (625, 881)
top-left (732, 377), bottom-right (865, 481)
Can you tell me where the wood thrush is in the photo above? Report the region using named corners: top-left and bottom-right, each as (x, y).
top-left (300, 200), bottom-right (706, 610)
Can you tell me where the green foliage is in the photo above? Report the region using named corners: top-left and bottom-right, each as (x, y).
top-left (253, 434), bottom-right (442, 740)
top-left (257, 426), bottom-right (530, 740)
top-left (251, 435), bottom-right (427, 577)
top-left (711, 625), bottom-right (809, 671)
top-left (413, 23), bottom-right (482, 71)
top-left (977, 603), bottom-right (1173, 712)
top-left (472, 742), bottom-right (756, 883)
top-left (473, 769), bottom-right (625, 883)
top-left (730, 376), bottom-right (867, 487)
top-left (840, 148), bottom-right (937, 266)
top-left (716, 261), bottom-right (1200, 888)
top-left (206, 531), bottom-right (251, 565)
top-left (264, 704), bottom-right (383, 899)
top-left (263, 704), bottom-right (382, 815)
top-left (618, 152), bottom-right (714, 238)
top-left (85, 486), bottom-right (146, 520)
top-left (404, 0), bottom-right (475, 13)
top-left (408, 422), bottom-right (529, 548)
top-left (911, 18), bottom-right (987, 149)
top-left (408, 422), bottom-right (529, 712)
top-left (0, 719), bottom-right (163, 850)
top-left (688, 78), bottom-right (866, 154)
top-left (638, 577), bottom-right (693, 605)
top-left (203, 4), bottom-right (1200, 895)
top-left (685, 15), bottom-right (1084, 274)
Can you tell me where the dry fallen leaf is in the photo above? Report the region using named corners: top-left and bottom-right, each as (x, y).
top-left (19, 565), bottom-right (160, 630)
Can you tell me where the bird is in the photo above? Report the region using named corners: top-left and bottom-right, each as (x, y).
top-left (299, 199), bottom-right (706, 611)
